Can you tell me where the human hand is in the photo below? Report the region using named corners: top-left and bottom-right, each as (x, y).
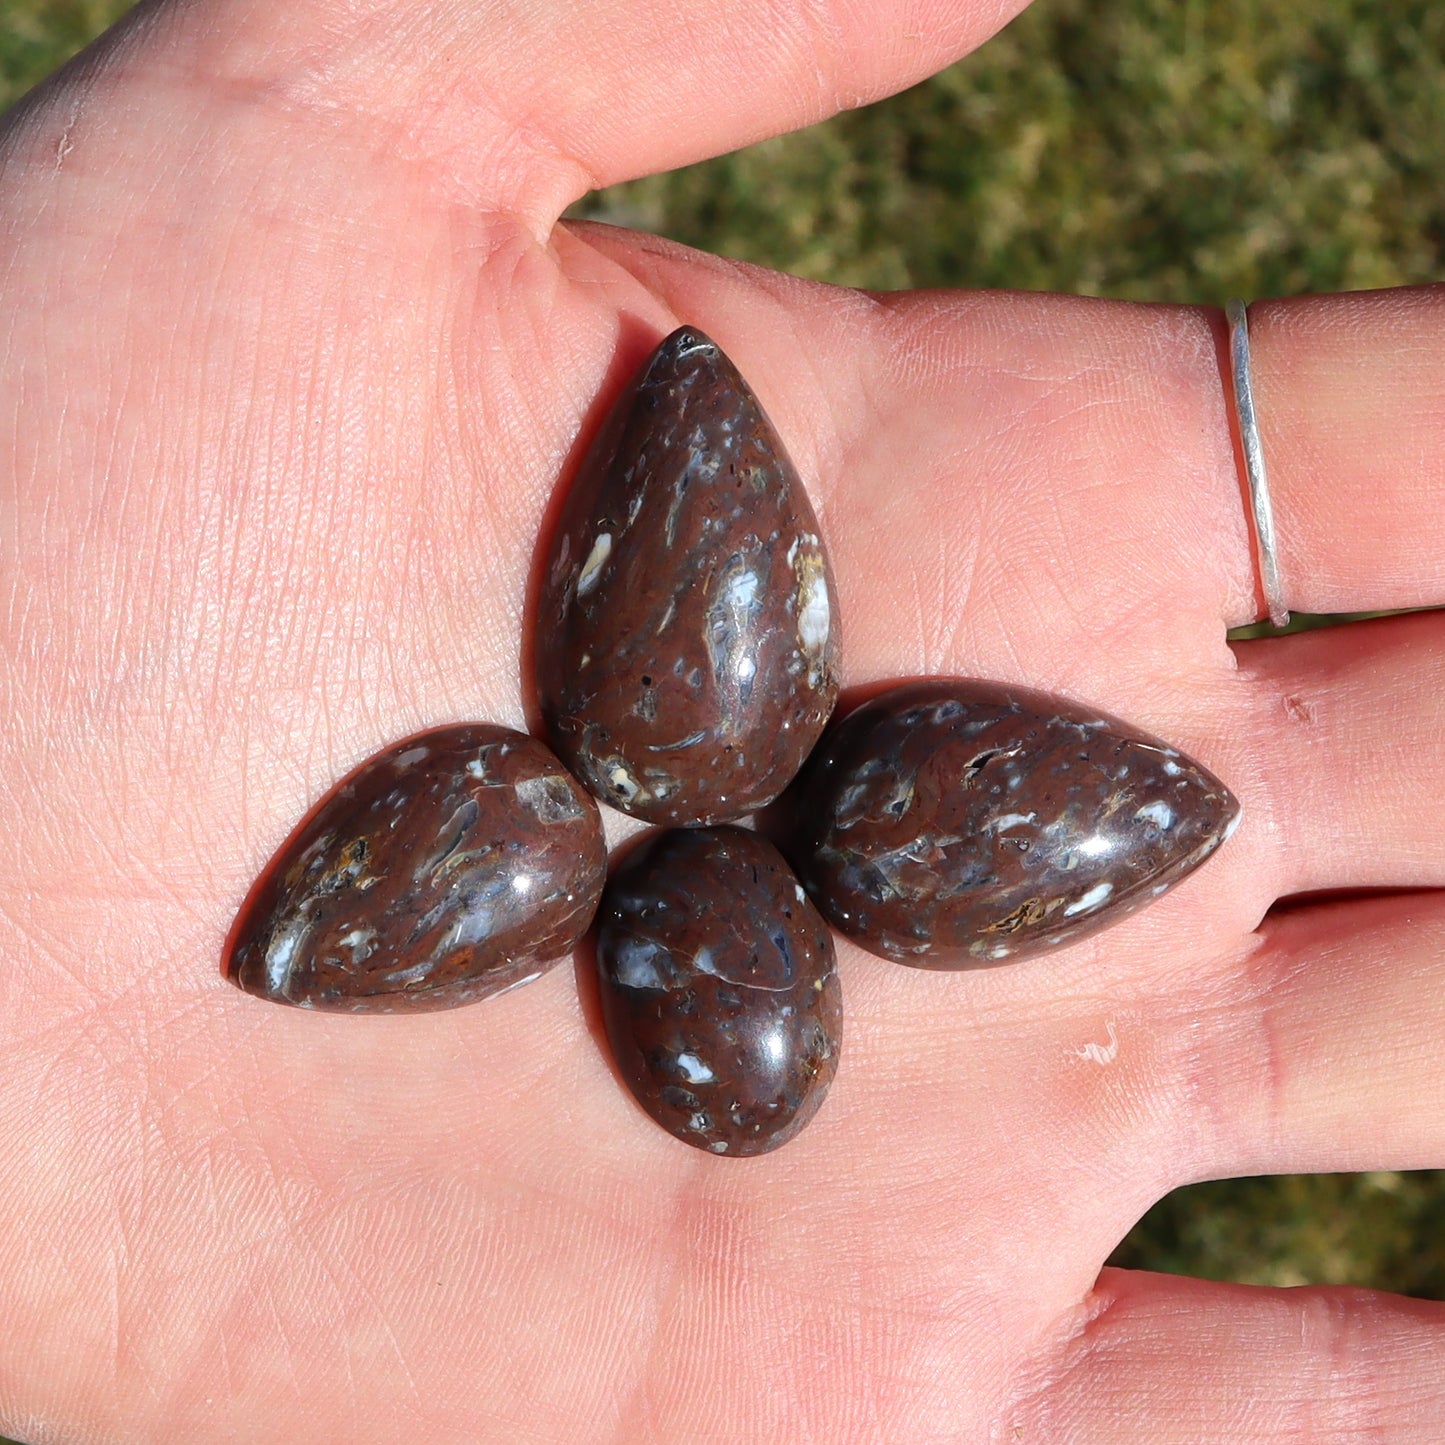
top-left (3, 0), bottom-right (1444, 1437)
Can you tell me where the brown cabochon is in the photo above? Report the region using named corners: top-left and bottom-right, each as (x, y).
top-left (596, 826), bottom-right (841, 1156)
top-left (226, 725), bottom-right (606, 1011)
top-left (782, 679), bottom-right (1239, 967)
top-left (536, 327), bottom-right (840, 826)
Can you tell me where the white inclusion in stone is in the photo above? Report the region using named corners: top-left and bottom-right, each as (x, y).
top-left (466, 746), bottom-right (501, 782)
top-left (1162, 759), bottom-right (1183, 777)
top-left (675, 1053), bottom-right (715, 1084)
top-left (1064, 881), bottom-right (1114, 917)
top-left (675, 334), bottom-right (716, 361)
top-left (687, 446), bottom-right (721, 484)
top-left (705, 560), bottom-right (762, 690)
top-left (576, 532), bottom-right (612, 597)
top-left (796, 570), bottom-right (830, 654)
top-left (795, 884), bottom-right (807, 904)
top-left (611, 938), bottom-right (666, 990)
top-left (1134, 800), bottom-right (1175, 829)
top-left (337, 926), bottom-right (377, 962)
top-left (448, 908), bottom-right (494, 948)
top-left (724, 569), bottom-right (761, 610)
top-left (264, 917), bottom-right (310, 997)
top-left (986, 944), bottom-right (1013, 960)
top-left (382, 959), bottom-right (434, 988)
top-left (514, 772), bottom-right (585, 824)
top-left (606, 761), bottom-right (640, 804)
top-left (394, 746), bottom-right (429, 769)
top-left (985, 811), bottom-right (1037, 834)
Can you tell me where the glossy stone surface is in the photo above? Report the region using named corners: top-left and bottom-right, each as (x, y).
top-left (536, 326), bottom-right (840, 826)
top-left (782, 679), bottom-right (1239, 966)
top-left (227, 726), bottom-right (606, 1011)
top-left (596, 826), bottom-right (841, 1156)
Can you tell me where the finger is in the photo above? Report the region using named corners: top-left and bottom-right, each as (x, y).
top-left (1174, 890), bottom-right (1445, 1183)
top-left (1249, 286), bottom-right (1445, 615)
top-left (567, 225), bottom-right (1258, 666)
top-left (1235, 610), bottom-right (1445, 897)
top-left (1012, 1267), bottom-right (1445, 1442)
top-left (575, 231), bottom-right (1445, 645)
top-left (77, 0), bottom-right (1028, 226)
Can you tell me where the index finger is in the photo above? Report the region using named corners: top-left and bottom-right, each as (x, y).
top-left (569, 229), bottom-right (1445, 640)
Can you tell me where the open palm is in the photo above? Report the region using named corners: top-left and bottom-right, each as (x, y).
top-left (4, 0), bottom-right (1445, 1438)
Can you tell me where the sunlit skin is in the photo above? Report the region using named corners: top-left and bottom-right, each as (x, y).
top-left (2, 0), bottom-right (1445, 1438)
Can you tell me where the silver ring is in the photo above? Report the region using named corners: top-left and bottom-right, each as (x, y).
top-left (1225, 299), bottom-right (1289, 628)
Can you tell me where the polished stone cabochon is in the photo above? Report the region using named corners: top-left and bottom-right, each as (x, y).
top-left (227, 725), bottom-right (606, 1011)
top-left (536, 327), bottom-right (840, 826)
top-left (596, 826), bottom-right (842, 1156)
top-left (782, 679), bottom-right (1239, 966)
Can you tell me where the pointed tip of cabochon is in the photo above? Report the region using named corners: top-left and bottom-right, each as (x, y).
top-left (644, 325), bottom-right (725, 384)
top-left (1221, 793), bottom-right (1243, 840)
top-left (659, 324), bottom-right (719, 355)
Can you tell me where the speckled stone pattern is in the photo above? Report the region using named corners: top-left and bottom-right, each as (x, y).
top-left (596, 826), bottom-right (842, 1156)
top-left (782, 679), bottom-right (1239, 967)
top-left (227, 725), bottom-right (606, 1011)
top-left (536, 326), bottom-right (840, 826)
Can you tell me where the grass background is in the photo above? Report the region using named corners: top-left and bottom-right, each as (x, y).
top-left (3, 0), bottom-right (1443, 1432)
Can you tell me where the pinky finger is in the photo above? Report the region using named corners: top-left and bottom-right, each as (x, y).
top-left (1010, 1266), bottom-right (1445, 1442)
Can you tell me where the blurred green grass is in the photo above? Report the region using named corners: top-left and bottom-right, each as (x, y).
top-left (572, 0), bottom-right (1445, 299)
top-left (0, 0), bottom-right (128, 108)
top-left (3, 0), bottom-right (1444, 1433)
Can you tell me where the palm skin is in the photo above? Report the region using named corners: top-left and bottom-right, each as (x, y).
top-left (3, 0), bottom-right (1445, 1439)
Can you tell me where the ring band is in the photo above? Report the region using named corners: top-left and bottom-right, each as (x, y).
top-left (1225, 299), bottom-right (1289, 629)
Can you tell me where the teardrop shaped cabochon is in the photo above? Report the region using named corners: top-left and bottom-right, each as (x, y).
top-left (782, 679), bottom-right (1240, 967)
top-left (535, 328), bottom-right (841, 826)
